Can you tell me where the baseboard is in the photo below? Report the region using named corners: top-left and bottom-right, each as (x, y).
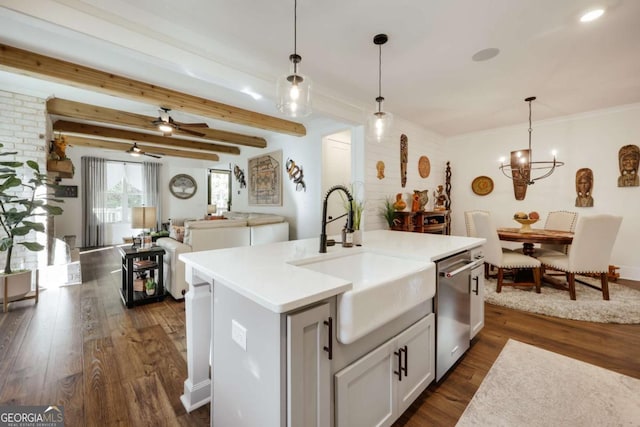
top-left (619, 264), bottom-right (640, 281)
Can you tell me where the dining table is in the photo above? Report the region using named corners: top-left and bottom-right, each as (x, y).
top-left (497, 227), bottom-right (574, 256)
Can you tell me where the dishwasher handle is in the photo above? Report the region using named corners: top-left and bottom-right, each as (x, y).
top-left (440, 258), bottom-right (484, 278)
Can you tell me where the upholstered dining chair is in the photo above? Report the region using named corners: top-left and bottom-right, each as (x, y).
top-left (539, 210), bottom-right (578, 255)
top-left (471, 211), bottom-right (541, 293)
top-left (537, 214), bottom-right (622, 300)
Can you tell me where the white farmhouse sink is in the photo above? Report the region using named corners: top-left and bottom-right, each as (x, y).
top-left (294, 251), bottom-right (435, 344)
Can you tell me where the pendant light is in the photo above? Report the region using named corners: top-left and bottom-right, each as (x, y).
top-left (499, 96), bottom-right (564, 200)
top-left (367, 33), bottom-right (394, 142)
top-left (276, 0), bottom-right (312, 117)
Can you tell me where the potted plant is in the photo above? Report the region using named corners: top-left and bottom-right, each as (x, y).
top-left (340, 182), bottom-right (365, 245)
top-left (145, 278), bottom-right (157, 296)
top-left (0, 143), bottom-right (63, 307)
top-left (381, 196), bottom-right (399, 229)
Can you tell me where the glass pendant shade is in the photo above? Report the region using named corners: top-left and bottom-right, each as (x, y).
top-left (367, 105), bottom-right (394, 142)
top-left (276, 59), bottom-right (312, 117)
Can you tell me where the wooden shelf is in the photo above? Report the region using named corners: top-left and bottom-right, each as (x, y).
top-left (47, 159), bottom-right (74, 178)
top-left (392, 210), bottom-right (450, 235)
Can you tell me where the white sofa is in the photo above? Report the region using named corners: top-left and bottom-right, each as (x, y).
top-left (157, 213), bottom-right (289, 299)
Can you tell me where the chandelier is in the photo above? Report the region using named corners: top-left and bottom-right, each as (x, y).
top-left (499, 96), bottom-right (563, 199)
top-left (276, 0), bottom-right (312, 117)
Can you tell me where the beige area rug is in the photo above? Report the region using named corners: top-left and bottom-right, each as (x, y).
top-left (456, 339), bottom-right (640, 426)
top-left (484, 277), bottom-right (640, 324)
top-left (38, 261), bottom-right (83, 288)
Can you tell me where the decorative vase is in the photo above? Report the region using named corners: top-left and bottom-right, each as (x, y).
top-left (393, 193), bottom-right (407, 211)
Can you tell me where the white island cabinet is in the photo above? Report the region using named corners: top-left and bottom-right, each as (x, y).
top-left (179, 230), bottom-right (485, 426)
top-left (335, 314), bottom-right (435, 427)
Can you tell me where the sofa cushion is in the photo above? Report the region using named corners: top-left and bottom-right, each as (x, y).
top-left (183, 218), bottom-right (248, 247)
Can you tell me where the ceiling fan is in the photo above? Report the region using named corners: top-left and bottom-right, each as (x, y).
top-left (151, 107), bottom-right (209, 137)
top-left (126, 143), bottom-right (162, 159)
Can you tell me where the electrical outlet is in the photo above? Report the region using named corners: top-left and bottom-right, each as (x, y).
top-left (231, 319), bottom-right (247, 351)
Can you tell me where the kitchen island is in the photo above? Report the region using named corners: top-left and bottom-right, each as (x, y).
top-left (179, 229), bottom-right (484, 426)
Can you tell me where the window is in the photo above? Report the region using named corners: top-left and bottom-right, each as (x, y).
top-left (208, 169), bottom-right (231, 214)
top-left (104, 162), bottom-right (144, 223)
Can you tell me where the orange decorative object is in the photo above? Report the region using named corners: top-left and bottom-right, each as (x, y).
top-left (393, 193), bottom-right (407, 211)
top-left (411, 193), bottom-right (420, 212)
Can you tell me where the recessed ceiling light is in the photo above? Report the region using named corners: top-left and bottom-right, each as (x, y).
top-left (472, 48), bottom-right (500, 62)
top-left (580, 8), bottom-right (605, 22)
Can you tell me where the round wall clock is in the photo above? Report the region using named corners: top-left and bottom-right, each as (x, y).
top-left (471, 176), bottom-right (494, 196)
top-left (169, 174), bottom-right (197, 199)
top-left (418, 156), bottom-right (431, 178)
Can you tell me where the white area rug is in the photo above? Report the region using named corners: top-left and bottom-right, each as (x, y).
top-left (39, 261), bottom-right (82, 288)
top-left (484, 277), bottom-right (640, 324)
top-left (456, 339), bottom-right (640, 426)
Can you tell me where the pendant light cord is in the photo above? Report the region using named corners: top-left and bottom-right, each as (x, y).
top-left (293, 0), bottom-right (297, 56)
top-left (378, 43), bottom-right (382, 113)
top-left (528, 98), bottom-right (533, 152)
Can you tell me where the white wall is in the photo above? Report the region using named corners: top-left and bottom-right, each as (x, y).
top-left (363, 116), bottom-right (447, 231)
top-left (446, 103), bottom-right (640, 280)
top-left (0, 90), bottom-right (47, 272)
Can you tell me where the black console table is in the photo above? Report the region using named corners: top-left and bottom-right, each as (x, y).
top-left (118, 246), bottom-right (166, 308)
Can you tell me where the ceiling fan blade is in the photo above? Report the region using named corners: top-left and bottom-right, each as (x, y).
top-left (175, 126), bottom-right (206, 137)
top-left (144, 152), bottom-right (162, 159)
top-left (173, 121), bottom-right (209, 128)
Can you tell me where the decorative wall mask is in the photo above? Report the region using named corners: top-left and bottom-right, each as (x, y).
top-left (445, 161), bottom-right (452, 210)
top-left (286, 158), bottom-right (306, 192)
top-left (575, 168), bottom-right (594, 207)
top-left (234, 164), bottom-right (247, 188)
top-left (376, 161), bottom-right (385, 179)
top-left (418, 156), bottom-right (431, 178)
top-left (618, 144), bottom-right (640, 187)
top-left (400, 134), bottom-right (408, 188)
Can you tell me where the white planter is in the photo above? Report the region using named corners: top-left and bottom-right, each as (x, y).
top-left (0, 270), bottom-right (32, 302)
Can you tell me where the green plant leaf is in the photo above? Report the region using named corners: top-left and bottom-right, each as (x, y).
top-left (19, 242), bottom-right (45, 252)
top-left (26, 160), bottom-right (40, 172)
top-left (0, 237), bottom-right (12, 251)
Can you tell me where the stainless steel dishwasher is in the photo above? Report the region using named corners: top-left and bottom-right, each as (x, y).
top-left (435, 250), bottom-right (484, 381)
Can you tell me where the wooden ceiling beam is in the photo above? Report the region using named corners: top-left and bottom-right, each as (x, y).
top-left (0, 43), bottom-right (306, 136)
top-left (63, 136), bottom-right (220, 162)
top-left (53, 121), bottom-right (240, 155)
top-left (47, 98), bottom-right (267, 148)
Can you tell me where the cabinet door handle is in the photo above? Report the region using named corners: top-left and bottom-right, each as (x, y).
top-left (402, 345), bottom-right (408, 377)
top-left (393, 348), bottom-right (403, 381)
top-left (323, 317), bottom-right (333, 360)
top-left (472, 276), bottom-right (479, 295)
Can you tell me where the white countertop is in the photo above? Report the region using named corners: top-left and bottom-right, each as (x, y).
top-left (179, 230), bottom-right (484, 313)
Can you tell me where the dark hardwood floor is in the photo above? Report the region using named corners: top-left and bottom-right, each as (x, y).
top-left (0, 246), bottom-right (638, 426)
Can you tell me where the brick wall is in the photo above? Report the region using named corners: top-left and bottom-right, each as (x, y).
top-left (0, 89), bottom-right (48, 272)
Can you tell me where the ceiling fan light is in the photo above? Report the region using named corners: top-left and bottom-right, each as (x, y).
top-left (158, 123), bottom-right (173, 133)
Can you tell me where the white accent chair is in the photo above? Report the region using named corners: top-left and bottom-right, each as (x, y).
top-left (472, 211), bottom-right (542, 293)
top-left (537, 214), bottom-right (622, 300)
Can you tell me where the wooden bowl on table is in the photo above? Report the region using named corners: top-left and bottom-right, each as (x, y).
top-left (514, 218), bottom-right (538, 233)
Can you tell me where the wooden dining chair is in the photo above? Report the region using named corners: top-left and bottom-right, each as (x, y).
top-left (471, 211), bottom-right (541, 293)
top-left (537, 214), bottom-right (622, 300)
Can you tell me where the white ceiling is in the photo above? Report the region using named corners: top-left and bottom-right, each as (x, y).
top-left (1, 0), bottom-right (639, 138)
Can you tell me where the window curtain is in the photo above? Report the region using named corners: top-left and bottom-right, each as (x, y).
top-left (82, 156), bottom-right (107, 247)
top-left (143, 161), bottom-right (162, 230)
